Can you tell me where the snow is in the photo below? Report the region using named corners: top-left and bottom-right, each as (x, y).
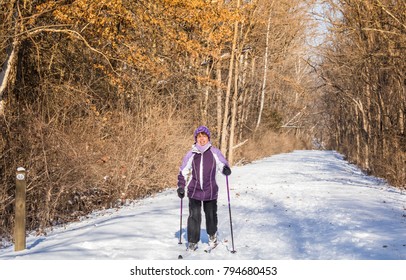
top-left (1, 150), bottom-right (405, 278)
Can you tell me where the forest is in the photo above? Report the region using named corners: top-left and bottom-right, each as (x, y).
top-left (0, 0), bottom-right (405, 245)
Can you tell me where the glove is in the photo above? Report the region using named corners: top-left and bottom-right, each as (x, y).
top-left (222, 165), bottom-right (231, 176)
top-left (177, 187), bottom-right (185, 199)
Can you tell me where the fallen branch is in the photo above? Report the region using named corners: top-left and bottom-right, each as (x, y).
top-left (232, 139), bottom-right (249, 150)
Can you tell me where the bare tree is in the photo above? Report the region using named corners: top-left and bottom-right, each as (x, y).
top-left (319, 0), bottom-right (406, 188)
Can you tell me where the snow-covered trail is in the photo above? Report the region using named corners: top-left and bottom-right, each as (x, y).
top-left (1, 150), bottom-right (405, 260)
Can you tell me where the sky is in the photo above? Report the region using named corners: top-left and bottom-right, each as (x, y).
top-left (1, 150), bottom-right (405, 279)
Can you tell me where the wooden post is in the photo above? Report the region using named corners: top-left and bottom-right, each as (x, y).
top-left (15, 167), bottom-right (26, 251)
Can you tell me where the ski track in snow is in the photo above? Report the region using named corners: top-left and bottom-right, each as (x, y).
top-left (1, 150), bottom-right (405, 260)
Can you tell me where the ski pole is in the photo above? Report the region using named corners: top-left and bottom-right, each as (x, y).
top-left (178, 197), bottom-right (183, 244)
top-left (226, 175), bottom-right (236, 253)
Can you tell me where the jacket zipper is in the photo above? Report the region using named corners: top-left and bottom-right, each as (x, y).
top-left (199, 152), bottom-right (204, 190)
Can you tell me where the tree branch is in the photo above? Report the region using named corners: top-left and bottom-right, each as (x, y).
top-left (23, 27), bottom-right (117, 74)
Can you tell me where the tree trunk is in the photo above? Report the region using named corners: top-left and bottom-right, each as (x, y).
top-left (1, 0), bottom-right (20, 117)
top-left (228, 49), bottom-right (240, 165)
top-left (216, 57), bottom-right (223, 141)
top-left (1, 40), bottom-right (20, 119)
top-left (256, 8), bottom-right (272, 130)
top-left (202, 64), bottom-right (210, 125)
top-left (220, 16), bottom-right (239, 156)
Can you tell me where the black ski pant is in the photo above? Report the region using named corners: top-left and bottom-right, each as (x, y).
top-left (187, 198), bottom-right (217, 244)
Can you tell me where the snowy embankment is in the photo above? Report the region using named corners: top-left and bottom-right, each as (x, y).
top-left (1, 150), bottom-right (405, 260)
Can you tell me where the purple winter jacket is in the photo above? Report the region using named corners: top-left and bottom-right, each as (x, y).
top-left (177, 143), bottom-right (229, 201)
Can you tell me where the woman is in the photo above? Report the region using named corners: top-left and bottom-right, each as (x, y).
top-left (177, 125), bottom-right (231, 251)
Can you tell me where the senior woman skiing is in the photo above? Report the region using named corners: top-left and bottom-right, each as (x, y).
top-left (177, 125), bottom-right (231, 251)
